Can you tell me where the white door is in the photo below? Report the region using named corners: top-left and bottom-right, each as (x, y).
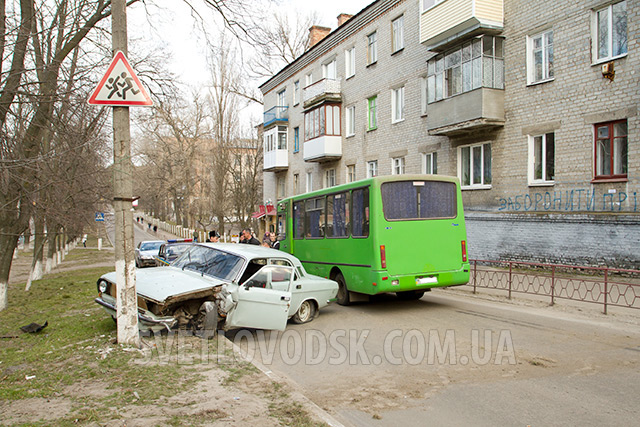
top-left (225, 266), bottom-right (293, 331)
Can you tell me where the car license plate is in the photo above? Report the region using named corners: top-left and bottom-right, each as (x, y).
top-left (416, 276), bottom-right (437, 285)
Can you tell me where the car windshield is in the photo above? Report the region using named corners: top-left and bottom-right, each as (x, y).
top-left (172, 245), bottom-right (244, 281)
top-left (166, 243), bottom-right (190, 258)
top-left (140, 241), bottom-right (163, 251)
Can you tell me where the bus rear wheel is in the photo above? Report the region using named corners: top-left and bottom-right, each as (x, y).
top-left (396, 290), bottom-right (425, 300)
top-left (335, 272), bottom-right (350, 306)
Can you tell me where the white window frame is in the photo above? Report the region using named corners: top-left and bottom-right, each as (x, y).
top-left (392, 15), bottom-right (404, 53)
top-left (277, 176), bottom-right (286, 199)
top-left (422, 152), bottom-right (437, 174)
top-left (367, 31), bottom-right (378, 65)
top-left (325, 169), bottom-right (336, 188)
top-left (293, 80), bottom-right (300, 105)
top-left (305, 73), bottom-right (313, 87)
top-left (592, 1), bottom-right (628, 63)
top-left (528, 133), bottom-right (555, 186)
top-left (306, 172), bottom-right (313, 193)
top-left (322, 58), bottom-right (337, 80)
top-left (458, 142), bottom-right (492, 190)
top-left (277, 89), bottom-right (286, 107)
top-left (421, 0), bottom-right (444, 13)
top-left (293, 173), bottom-right (299, 194)
top-left (527, 30), bottom-right (554, 85)
top-left (367, 160), bottom-right (378, 178)
top-left (391, 86), bottom-right (405, 123)
top-left (347, 165), bottom-right (356, 183)
top-left (420, 76), bottom-right (428, 115)
top-left (367, 96), bottom-right (377, 130)
top-left (346, 105), bottom-right (356, 137)
top-left (345, 47), bottom-right (356, 78)
top-left (392, 157), bottom-right (405, 175)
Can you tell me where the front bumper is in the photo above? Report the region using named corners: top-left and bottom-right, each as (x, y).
top-left (95, 294), bottom-right (177, 332)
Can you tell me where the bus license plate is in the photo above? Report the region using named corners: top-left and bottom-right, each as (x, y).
top-left (416, 276), bottom-right (437, 285)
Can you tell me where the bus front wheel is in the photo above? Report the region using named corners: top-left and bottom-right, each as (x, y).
top-left (335, 272), bottom-right (350, 306)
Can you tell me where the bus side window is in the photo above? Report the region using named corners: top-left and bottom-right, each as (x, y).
top-left (352, 187), bottom-right (369, 238)
top-left (293, 201), bottom-right (305, 239)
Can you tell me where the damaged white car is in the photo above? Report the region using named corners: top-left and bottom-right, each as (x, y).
top-left (95, 243), bottom-right (338, 333)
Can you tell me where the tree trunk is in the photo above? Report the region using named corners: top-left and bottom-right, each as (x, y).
top-left (25, 220), bottom-right (46, 291)
top-left (0, 231), bottom-right (19, 311)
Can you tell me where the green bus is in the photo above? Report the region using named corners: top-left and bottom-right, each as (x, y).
top-left (276, 174), bottom-right (470, 305)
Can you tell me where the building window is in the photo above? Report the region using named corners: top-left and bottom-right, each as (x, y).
top-left (305, 73), bottom-right (313, 87)
top-left (392, 157), bottom-right (405, 175)
top-left (304, 104), bottom-right (341, 141)
top-left (392, 15), bottom-right (404, 53)
top-left (427, 35), bottom-right (504, 103)
top-left (277, 125), bottom-right (287, 150)
top-left (293, 127), bottom-right (299, 153)
top-left (527, 30), bottom-right (553, 84)
top-left (367, 96), bottom-right (377, 130)
top-left (423, 152), bottom-right (437, 174)
top-left (593, 1), bottom-right (627, 62)
top-left (293, 80), bottom-right (300, 105)
top-left (325, 169), bottom-right (336, 188)
top-left (420, 77), bottom-right (428, 115)
top-left (421, 0), bottom-right (444, 12)
top-left (346, 105), bottom-right (355, 137)
top-left (459, 142), bottom-right (492, 189)
top-left (391, 86), bottom-right (404, 123)
top-left (367, 160), bottom-right (378, 178)
top-left (594, 120), bottom-right (627, 180)
top-left (277, 176), bottom-right (285, 199)
top-left (345, 47), bottom-right (355, 78)
top-left (306, 172), bottom-right (313, 193)
top-left (322, 58), bottom-right (337, 80)
top-left (293, 173), bottom-right (299, 194)
top-left (367, 31), bottom-right (377, 65)
top-left (528, 133), bottom-right (555, 185)
top-left (347, 164), bottom-right (356, 183)
top-left (277, 89), bottom-right (286, 107)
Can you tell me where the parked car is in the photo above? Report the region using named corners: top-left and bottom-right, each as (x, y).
top-left (95, 243), bottom-right (338, 333)
top-left (134, 240), bottom-right (164, 268)
top-left (155, 239), bottom-right (193, 266)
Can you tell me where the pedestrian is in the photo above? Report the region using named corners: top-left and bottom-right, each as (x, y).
top-left (239, 228), bottom-right (260, 245)
top-left (262, 232), bottom-right (270, 245)
top-left (193, 230), bottom-right (198, 242)
top-left (153, 225), bottom-right (157, 233)
top-left (82, 234), bottom-right (88, 248)
top-left (269, 232), bottom-right (280, 250)
top-left (207, 230), bottom-right (220, 243)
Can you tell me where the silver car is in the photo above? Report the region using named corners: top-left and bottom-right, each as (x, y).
top-left (134, 240), bottom-right (164, 268)
top-left (95, 243), bottom-right (338, 333)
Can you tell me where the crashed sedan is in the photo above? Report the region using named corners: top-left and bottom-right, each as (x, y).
top-left (95, 243), bottom-right (338, 333)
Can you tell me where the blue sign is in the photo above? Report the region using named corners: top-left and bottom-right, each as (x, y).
top-left (95, 212), bottom-right (105, 222)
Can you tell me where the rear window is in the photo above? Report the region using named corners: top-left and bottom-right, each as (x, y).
top-left (381, 181), bottom-right (457, 220)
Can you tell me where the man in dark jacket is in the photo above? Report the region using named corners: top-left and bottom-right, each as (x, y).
top-left (239, 228), bottom-right (260, 245)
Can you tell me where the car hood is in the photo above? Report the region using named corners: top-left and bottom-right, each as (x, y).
top-left (102, 267), bottom-right (226, 304)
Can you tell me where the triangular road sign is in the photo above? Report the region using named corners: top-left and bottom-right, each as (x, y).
top-left (88, 51), bottom-right (153, 106)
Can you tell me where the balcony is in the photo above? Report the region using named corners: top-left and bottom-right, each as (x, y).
top-left (427, 88), bottom-right (504, 136)
top-left (303, 135), bottom-right (342, 163)
top-left (303, 78), bottom-right (341, 109)
top-left (263, 106), bottom-right (288, 128)
top-left (264, 149), bottom-right (288, 171)
top-left (420, 0), bottom-right (503, 51)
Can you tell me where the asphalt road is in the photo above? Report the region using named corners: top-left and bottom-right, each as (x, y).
top-left (224, 290), bottom-right (640, 426)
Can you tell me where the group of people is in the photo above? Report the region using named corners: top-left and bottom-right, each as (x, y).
top-left (204, 228), bottom-right (279, 249)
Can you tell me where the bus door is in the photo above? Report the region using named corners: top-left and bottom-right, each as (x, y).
top-left (277, 201), bottom-right (291, 253)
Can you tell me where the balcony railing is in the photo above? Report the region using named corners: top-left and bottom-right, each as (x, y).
top-left (303, 78), bottom-right (342, 109)
top-left (420, 0), bottom-right (503, 51)
top-left (303, 135), bottom-right (342, 162)
top-left (263, 106), bottom-right (289, 128)
top-left (263, 149), bottom-right (288, 171)
top-left (427, 88), bottom-right (504, 136)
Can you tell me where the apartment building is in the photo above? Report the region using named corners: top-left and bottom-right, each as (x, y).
top-left (260, 0), bottom-right (639, 268)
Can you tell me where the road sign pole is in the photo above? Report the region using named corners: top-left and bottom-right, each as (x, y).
top-left (112, 0), bottom-right (139, 347)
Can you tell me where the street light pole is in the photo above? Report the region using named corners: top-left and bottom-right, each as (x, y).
top-left (112, 0), bottom-right (139, 347)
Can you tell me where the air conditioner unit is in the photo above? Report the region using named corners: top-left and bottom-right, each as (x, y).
top-left (602, 62), bottom-right (615, 80)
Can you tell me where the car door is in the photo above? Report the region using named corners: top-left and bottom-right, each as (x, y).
top-left (225, 265), bottom-right (293, 331)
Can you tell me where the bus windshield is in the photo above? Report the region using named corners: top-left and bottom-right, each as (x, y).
top-left (381, 180), bottom-right (457, 220)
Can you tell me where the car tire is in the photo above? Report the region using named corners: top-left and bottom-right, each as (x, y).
top-left (292, 300), bottom-right (316, 324)
top-left (396, 290), bottom-right (425, 300)
top-left (335, 272), bottom-right (350, 306)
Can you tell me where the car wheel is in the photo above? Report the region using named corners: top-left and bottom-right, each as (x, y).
top-left (292, 300), bottom-right (316, 324)
top-left (135, 259), bottom-right (140, 268)
top-left (396, 290), bottom-right (425, 300)
top-left (335, 272), bottom-right (350, 306)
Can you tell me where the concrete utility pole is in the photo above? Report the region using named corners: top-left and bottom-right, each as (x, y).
top-left (112, 0), bottom-right (139, 347)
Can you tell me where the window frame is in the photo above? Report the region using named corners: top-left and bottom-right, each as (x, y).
top-left (277, 89), bottom-right (287, 107)
top-left (593, 119), bottom-right (628, 181)
top-left (528, 133), bottom-right (555, 186)
top-left (367, 31), bottom-right (378, 65)
top-left (347, 164), bottom-right (356, 183)
top-left (293, 80), bottom-right (300, 105)
top-left (422, 152), bottom-right (438, 175)
top-left (592, 1), bottom-right (628, 63)
top-left (392, 157), bottom-right (405, 175)
top-left (392, 15), bottom-right (404, 53)
top-left (345, 46), bottom-right (356, 78)
top-left (367, 96), bottom-right (378, 130)
top-left (458, 142), bottom-right (492, 190)
top-left (325, 169), bottom-right (336, 188)
top-left (322, 58), bottom-right (337, 80)
top-left (391, 86), bottom-right (405, 123)
top-left (526, 29), bottom-right (554, 85)
top-left (306, 172), bottom-right (313, 193)
top-left (346, 105), bottom-right (356, 137)
top-left (293, 127), bottom-right (299, 153)
top-left (367, 160), bottom-right (378, 178)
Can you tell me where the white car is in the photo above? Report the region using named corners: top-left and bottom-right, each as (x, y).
top-left (134, 240), bottom-right (164, 268)
top-left (95, 243), bottom-right (338, 333)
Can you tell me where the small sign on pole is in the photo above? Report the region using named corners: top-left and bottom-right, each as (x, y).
top-left (88, 51), bottom-right (153, 107)
top-left (95, 212), bottom-right (105, 222)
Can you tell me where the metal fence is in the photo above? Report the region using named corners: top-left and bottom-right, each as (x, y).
top-left (469, 259), bottom-right (640, 314)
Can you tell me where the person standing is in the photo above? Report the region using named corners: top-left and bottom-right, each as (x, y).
top-left (239, 228), bottom-right (260, 245)
top-left (207, 231), bottom-right (220, 243)
top-left (269, 232), bottom-right (280, 250)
